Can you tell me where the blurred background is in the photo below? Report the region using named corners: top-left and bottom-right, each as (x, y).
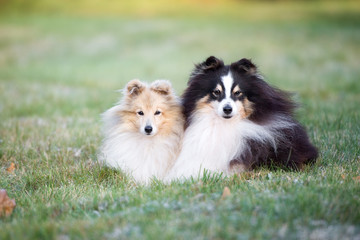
top-left (1, 2), bottom-right (360, 238)
top-left (0, 0), bottom-right (359, 121)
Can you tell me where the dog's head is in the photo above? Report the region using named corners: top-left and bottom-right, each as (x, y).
top-left (123, 79), bottom-right (178, 136)
top-left (183, 56), bottom-right (295, 123)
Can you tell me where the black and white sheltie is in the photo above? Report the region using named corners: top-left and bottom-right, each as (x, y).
top-left (168, 56), bottom-right (318, 180)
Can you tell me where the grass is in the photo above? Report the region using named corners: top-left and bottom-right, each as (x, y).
top-left (1, 1), bottom-right (360, 239)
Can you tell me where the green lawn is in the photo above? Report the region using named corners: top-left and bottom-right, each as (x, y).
top-left (1, 1), bottom-right (360, 239)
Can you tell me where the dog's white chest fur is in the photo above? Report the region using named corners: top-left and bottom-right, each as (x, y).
top-left (99, 104), bottom-right (181, 184)
top-left (101, 130), bottom-right (178, 183)
top-left (167, 113), bottom-right (279, 180)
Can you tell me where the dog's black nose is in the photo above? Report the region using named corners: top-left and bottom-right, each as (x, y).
top-left (223, 105), bottom-right (232, 114)
top-left (145, 126), bottom-right (153, 134)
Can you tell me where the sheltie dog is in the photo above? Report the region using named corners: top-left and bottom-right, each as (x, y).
top-left (168, 56), bottom-right (318, 180)
top-left (99, 79), bottom-right (184, 183)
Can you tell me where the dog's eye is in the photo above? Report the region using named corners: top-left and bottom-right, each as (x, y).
top-left (137, 111), bottom-right (144, 116)
top-left (212, 89), bottom-right (221, 97)
top-left (234, 90), bottom-right (242, 97)
top-left (154, 110), bottom-right (161, 115)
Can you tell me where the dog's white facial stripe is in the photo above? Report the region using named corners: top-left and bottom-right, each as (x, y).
top-left (216, 71), bottom-right (237, 118)
top-left (222, 71), bottom-right (233, 100)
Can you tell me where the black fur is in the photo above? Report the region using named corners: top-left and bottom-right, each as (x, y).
top-left (183, 56), bottom-right (228, 125)
top-left (182, 56), bottom-right (318, 170)
top-left (230, 59), bottom-right (297, 124)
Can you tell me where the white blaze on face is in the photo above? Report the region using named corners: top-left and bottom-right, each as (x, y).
top-left (222, 71), bottom-right (233, 99)
top-left (217, 71), bottom-right (237, 118)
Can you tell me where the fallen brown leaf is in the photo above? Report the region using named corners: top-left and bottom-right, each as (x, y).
top-left (221, 186), bottom-right (231, 199)
top-left (0, 189), bottom-right (16, 217)
top-left (6, 163), bottom-right (15, 173)
top-left (353, 176), bottom-right (360, 182)
top-left (341, 174), bottom-right (346, 180)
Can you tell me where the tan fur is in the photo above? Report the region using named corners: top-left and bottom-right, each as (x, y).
top-left (233, 86), bottom-right (254, 119)
top-left (232, 85), bottom-right (241, 93)
top-left (194, 95), bottom-right (212, 113)
top-left (100, 79), bottom-right (184, 183)
top-left (214, 84), bottom-right (223, 92)
top-left (120, 80), bottom-right (183, 137)
top-left (238, 98), bottom-right (254, 119)
top-left (126, 79), bottom-right (145, 96)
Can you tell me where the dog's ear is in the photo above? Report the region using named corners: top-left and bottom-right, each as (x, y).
top-left (200, 56), bottom-right (224, 70)
top-left (126, 79), bottom-right (145, 96)
top-left (150, 80), bottom-right (173, 95)
top-left (191, 56), bottom-right (224, 78)
top-left (232, 58), bottom-right (257, 74)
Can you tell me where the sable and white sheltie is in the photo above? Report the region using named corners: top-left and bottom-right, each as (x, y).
top-left (168, 56), bottom-right (318, 180)
top-left (99, 79), bottom-right (184, 183)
